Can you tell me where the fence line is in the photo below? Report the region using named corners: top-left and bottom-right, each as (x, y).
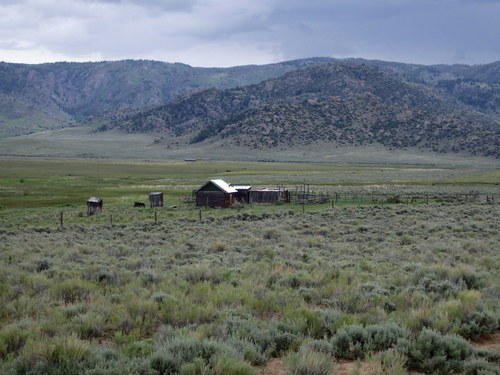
top-left (289, 191), bottom-right (498, 205)
top-left (5, 191), bottom-right (498, 230)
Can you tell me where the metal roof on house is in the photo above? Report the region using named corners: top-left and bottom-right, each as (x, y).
top-left (211, 179), bottom-right (238, 193)
top-left (249, 187), bottom-right (288, 192)
top-left (196, 179), bottom-right (238, 194)
top-left (87, 197), bottom-right (102, 203)
top-left (231, 185), bottom-right (252, 191)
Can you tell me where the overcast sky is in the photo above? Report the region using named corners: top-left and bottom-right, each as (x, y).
top-left (1, 0), bottom-right (499, 67)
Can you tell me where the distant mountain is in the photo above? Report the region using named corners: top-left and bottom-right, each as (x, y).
top-left (0, 58), bottom-right (333, 137)
top-left (0, 57), bottom-right (499, 158)
top-left (0, 92), bottom-right (71, 137)
top-left (97, 62), bottom-right (499, 157)
top-left (354, 59), bottom-right (500, 118)
top-left (1, 58), bottom-right (499, 136)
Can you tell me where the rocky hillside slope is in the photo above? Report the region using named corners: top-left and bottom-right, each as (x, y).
top-left (0, 58), bottom-right (332, 136)
top-left (1, 58), bottom-right (499, 135)
top-left (97, 62), bottom-right (499, 157)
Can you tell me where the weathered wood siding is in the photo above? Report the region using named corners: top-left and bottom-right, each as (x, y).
top-left (196, 191), bottom-right (235, 208)
top-left (149, 192), bottom-right (164, 208)
top-left (235, 191), bottom-right (250, 204)
top-left (249, 190), bottom-right (289, 204)
top-left (87, 198), bottom-right (103, 216)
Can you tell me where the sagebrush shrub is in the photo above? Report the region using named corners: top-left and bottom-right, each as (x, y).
top-left (0, 326), bottom-right (29, 360)
top-left (331, 324), bottom-right (367, 359)
top-left (408, 329), bottom-right (473, 374)
top-left (366, 348), bottom-right (408, 375)
top-left (474, 347), bottom-right (500, 363)
top-left (300, 340), bottom-right (333, 355)
top-left (463, 359), bottom-right (500, 375)
top-left (285, 308), bottom-right (326, 338)
top-left (7, 334), bottom-right (91, 375)
top-left (285, 349), bottom-right (334, 375)
top-left (217, 316), bottom-right (274, 353)
top-left (226, 338), bottom-right (266, 365)
top-left (365, 322), bottom-right (410, 352)
top-left (73, 311), bottom-right (105, 339)
top-left (52, 279), bottom-right (92, 304)
top-left (151, 336), bottom-right (242, 375)
top-left (212, 355), bottom-right (256, 375)
top-left (458, 310), bottom-right (499, 339)
top-left (331, 322), bottom-right (409, 359)
top-left (180, 357), bottom-right (213, 375)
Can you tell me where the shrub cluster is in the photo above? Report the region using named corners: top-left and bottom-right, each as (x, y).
top-left (331, 322), bottom-right (409, 360)
top-left (407, 329), bottom-right (473, 374)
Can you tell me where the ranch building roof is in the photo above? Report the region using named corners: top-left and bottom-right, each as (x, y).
top-left (196, 179), bottom-right (238, 194)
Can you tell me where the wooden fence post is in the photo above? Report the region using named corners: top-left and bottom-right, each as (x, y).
top-left (60, 211), bottom-right (63, 228)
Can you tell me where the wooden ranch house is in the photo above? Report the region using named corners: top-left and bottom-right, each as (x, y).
top-left (195, 179), bottom-right (238, 208)
top-left (195, 180), bottom-right (290, 207)
top-left (87, 197), bottom-right (103, 216)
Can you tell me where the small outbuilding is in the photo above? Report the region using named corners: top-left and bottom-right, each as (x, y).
top-left (149, 192), bottom-right (164, 208)
top-left (248, 187), bottom-right (290, 204)
top-left (87, 197), bottom-right (103, 216)
top-left (232, 185), bottom-right (252, 204)
top-left (195, 179), bottom-right (238, 208)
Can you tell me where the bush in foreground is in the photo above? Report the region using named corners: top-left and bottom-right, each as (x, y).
top-left (407, 329), bottom-right (472, 374)
top-left (285, 349), bottom-right (334, 375)
top-left (331, 322), bottom-right (409, 359)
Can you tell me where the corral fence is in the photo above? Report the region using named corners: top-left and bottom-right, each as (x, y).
top-left (290, 189), bottom-right (498, 206)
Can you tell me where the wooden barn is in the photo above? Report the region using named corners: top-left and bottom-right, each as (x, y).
top-left (195, 179), bottom-right (238, 208)
top-left (87, 197), bottom-right (103, 216)
top-left (149, 192), bottom-right (164, 208)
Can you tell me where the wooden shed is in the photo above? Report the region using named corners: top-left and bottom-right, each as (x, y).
top-left (195, 179), bottom-right (238, 208)
top-left (149, 192), bottom-right (164, 208)
top-left (232, 185), bottom-right (252, 204)
top-left (248, 187), bottom-right (290, 204)
top-left (87, 197), bottom-right (103, 216)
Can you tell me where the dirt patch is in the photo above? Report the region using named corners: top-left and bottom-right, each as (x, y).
top-left (256, 358), bottom-right (286, 375)
top-left (335, 359), bottom-right (377, 375)
top-left (256, 357), bottom-right (424, 375)
top-left (472, 333), bottom-right (500, 350)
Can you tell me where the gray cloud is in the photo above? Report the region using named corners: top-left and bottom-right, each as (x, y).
top-left (0, 0), bottom-right (498, 66)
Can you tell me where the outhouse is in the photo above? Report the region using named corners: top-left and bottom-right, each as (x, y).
top-left (149, 192), bottom-right (164, 208)
top-left (87, 197), bottom-right (103, 216)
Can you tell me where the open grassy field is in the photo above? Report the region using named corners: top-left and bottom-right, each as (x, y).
top-left (0, 158), bottom-right (499, 374)
top-left (2, 126), bottom-right (499, 165)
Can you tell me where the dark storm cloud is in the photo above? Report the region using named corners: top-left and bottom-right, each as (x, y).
top-left (0, 0), bottom-right (498, 66)
top-left (268, 0), bottom-right (500, 64)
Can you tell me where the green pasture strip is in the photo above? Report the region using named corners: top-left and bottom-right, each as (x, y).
top-left (443, 168), bottom-right (500, 185)
top-left (0, 158), bottom-right (498, 210)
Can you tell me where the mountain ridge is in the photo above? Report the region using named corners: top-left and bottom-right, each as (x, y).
top-left (0, 57), bottom-right (499, 159)
top-left (94, 62), bottom-right (499, 157)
